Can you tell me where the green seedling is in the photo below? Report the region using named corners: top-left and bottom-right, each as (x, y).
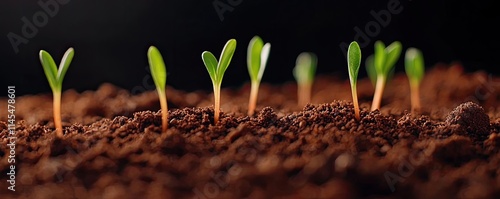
top-left (405, 47), bottom-right (425, 114)
top-left (371, 40), bottom-right (402, 111)
top-left (347, 41), bottom-right (361, 120)
top-left (202, 39), bottom-right (237, 124)
top-left (247, 35), bottom-right (271, 116)
top-left (147, 46), bottom-right (168, 132)
top-left (293, 52), bottom-right (317, 107)
top-left (39, 47), bottom-right (74, 138)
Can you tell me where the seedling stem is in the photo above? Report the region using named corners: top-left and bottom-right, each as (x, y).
top-left (248, 81), bottom-right (260, 115)
top-left (53, 92), bottom-right (62, 136)
top-left (371, 74), bottom-right (386, 111)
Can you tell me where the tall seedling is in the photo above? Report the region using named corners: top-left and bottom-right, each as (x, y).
top-left (202, 39), bottom-right (237, 124)
top-left (371, 41), bottom-right (402, 111)
top-left (347, 41), bottom-right (362, 120)
top-left (247, 35), bottom-right (271, 116)
top-left (148, 46), bottom-right (168, 132)
top-left (39, 47), bottom-right (74, 138)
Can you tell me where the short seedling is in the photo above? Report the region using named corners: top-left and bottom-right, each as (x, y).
top-left (247, 35), bottom-right (271, 116)
top-left (371, 40), bottom-right (402, 111)
top-left (293, 52), bottom-right (317, 107)
top-left (147, 46), bottom-right (168, 132)
top-left (347, 41), bottom-right (361, 120)
top-left (405, 47), bottom-right (425, 114)
top-left (39, 47), bottom-right (74, 138)
top-left (202, 39), bottom-right (237, 124)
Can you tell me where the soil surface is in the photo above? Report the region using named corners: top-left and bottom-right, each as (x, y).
top-left (1, 64), bottom-right (500, 199)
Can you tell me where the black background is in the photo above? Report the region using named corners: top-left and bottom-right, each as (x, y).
top-left (1, 0), bottom-right (498, 96)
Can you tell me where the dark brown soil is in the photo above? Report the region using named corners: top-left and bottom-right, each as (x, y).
top-left (1, 64), bottom-right (500, 199)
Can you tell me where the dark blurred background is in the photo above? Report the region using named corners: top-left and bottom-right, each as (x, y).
top-left (1, 0), bottom-right (498, 96)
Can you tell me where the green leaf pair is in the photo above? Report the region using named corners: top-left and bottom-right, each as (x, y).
top-left (39, 47), bottom-right (75, 92)
top-left (373, 40), bottom-right (402, 77)
top-left (202, 39), bottom-right (237, 87)
top-left (366, 54), bottom-right (396, 87)
top-left (247, 36), bottom-right (271, 83)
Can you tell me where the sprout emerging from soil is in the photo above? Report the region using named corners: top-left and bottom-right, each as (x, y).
top-left (247, 35), bottom-right (271, 116)
top-left (202, 39), bottom-right (237, 124)
top-left (39, 47), bottom-right (75, 138)
top-left (147, 46), bottom-right (168, 132)
top-left (405, 47), bottom-right (425, 113)
top-left (293, 52), bottom-right (317, 107)
top-left (371, 40), bottom-right (402, 111)
top-left (347, 41), bottom-right (361, 120)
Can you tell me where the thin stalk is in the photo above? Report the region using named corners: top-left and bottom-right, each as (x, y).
top-left (351, 86), bottom-right (360, 120)
top-left (298, 82), bottom-right (312, 107)
top-left (213, 84), bottom-right (221, 123)
top-left (248, 81), bottom-right (260, 115)
top-left (371, 75), bottom-right (386, 111)
top-left (158, 89), bottom-right (168, 132)
top-left (53, 91), bottom-right (63, 138)
top-left (410, 82), bottom-right (421, 114)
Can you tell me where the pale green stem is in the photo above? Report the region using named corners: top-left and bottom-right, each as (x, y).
top-left (351, 85), bottom-right (360, 120)
top-left (157, 89), bottom-right (168, 132)
top-left (213, 84), bottom-right (221, 124)
top-left (248, 81), bottom-right (260, 116)
top-left (371, 75), bottom-right (386, 111)
top-left (53, 91), bottom-right (63, 138)
top-left (298, 82), bottom-right (312, 107)
top-left (410, 81), bottom-right (421, 114)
